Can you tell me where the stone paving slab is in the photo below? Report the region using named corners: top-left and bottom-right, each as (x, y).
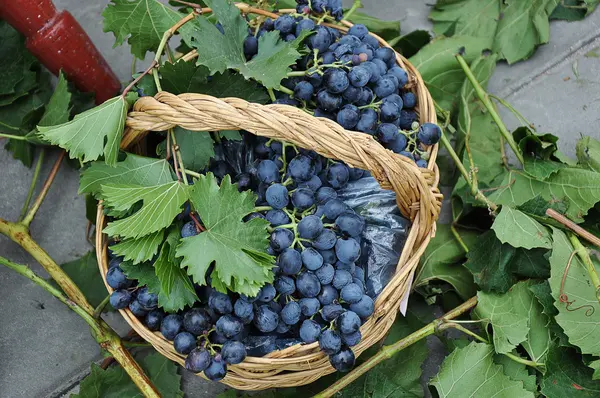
top-left (0, 1), bottom-right (599, 397)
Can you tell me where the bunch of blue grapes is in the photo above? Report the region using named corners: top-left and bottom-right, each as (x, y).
top-left (106, 135), bottom-right (375, 374)
top-left (241, 2), bottom-right (442, 167)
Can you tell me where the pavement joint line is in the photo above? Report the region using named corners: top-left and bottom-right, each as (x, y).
top-left (497, 30), bottom-right (600, 99)
top-left (46, 357), bottom-right (100, 398)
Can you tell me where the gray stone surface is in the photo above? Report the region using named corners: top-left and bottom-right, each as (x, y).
top-left (1, 1), bottom-right (600, 397)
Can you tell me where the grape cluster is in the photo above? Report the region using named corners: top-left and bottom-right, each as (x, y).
top-left (242, 2), bottom-right (442, 167)
top-left (106, 135), bottom-right (376, 375)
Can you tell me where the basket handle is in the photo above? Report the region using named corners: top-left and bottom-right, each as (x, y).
top-left (121, 92), bottom-right (442, 242)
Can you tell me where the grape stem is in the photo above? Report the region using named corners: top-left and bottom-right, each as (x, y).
top-left (18, 149), bottom-right (45, 222)
top-left (0, 255), bottom-right (160, 397)
top-left (568, 233), bottom-right (600, 304)
top-left (93, 294), bottom-right (111, 318)
top-left (342, 0), bottom-right (363, 21)
top-left (22, 151), bottom-right (65, 228)
top-left (455, 53), bottom-right (524, 166)
top-left (313, 296), bottom-right (479, 398)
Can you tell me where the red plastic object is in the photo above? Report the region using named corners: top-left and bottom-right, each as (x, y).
top-left (1, 0), bottom-right (121, 104)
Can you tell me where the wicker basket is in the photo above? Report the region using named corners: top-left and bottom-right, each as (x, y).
top-left (96, 4), bottom-right (442, 391)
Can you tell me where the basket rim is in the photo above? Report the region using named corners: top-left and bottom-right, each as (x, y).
top-left (95, 5), bottom-right (441, 390)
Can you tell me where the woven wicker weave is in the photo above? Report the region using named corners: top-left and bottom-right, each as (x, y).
top-left (96, 4), bottom-right (442, 391)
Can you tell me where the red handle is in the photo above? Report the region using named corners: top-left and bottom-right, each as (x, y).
top-left (1, 0), bottom-right (121, 104)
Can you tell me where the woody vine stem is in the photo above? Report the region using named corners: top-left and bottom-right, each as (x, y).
top-left (0, 151), bottom-right (160, 398)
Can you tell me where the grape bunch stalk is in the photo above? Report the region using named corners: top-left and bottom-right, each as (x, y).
top-left (243, 0), bottom-right (441, 167)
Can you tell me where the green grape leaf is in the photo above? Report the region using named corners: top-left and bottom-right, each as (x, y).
top-left (160, 60), bottom-right (269, 102)
top-left (102, 182), bottom-right (189, 239)
top-left (474, 286), bottom-right (530, 354)
top-left (38, 96), bottom-right (127, 166)
top-left (38, 71), bottom-right (72, 127)
top-left (121, 259), bottom-right (198, 313)
top-left (110, 230), bottom-right (165, 265)
top-left (155, 226), bottom-right (189, 296)
top-left (541, 344), bottom-right (600, 397)
top-left (492, 206), bottom-right (552, 249)
top-left (430, 342), bottom-right (535, 398)
top-left (415, 224), bottom-right (478, 299)
top-left (218, 130), bottom-right (242, 141)
top-left (409, 36), bottom-right (489, 111)
top-left (392, 30), bottom-right (432, 59)
top-left (488, 168), bottom-right (600, 222)
top-left (189, 0), bottom-right (308, 89)
top-left (517, 194), bottom-right (569, 226)
top-left (510, 248), bottom-right (550, 279)
top-left (523, 157), bottom-right (565, 180)
top-left (529, 280), bottom-right (571, 346)
top-left (576, 136), bottom-right (600, 173)
top-left (464, 230), bottom-right (517, 292)
top-left (590, 359), bottom-right (600, 380)
top-left (0, 21), bottom-right (38, 96)
top-left (430, 0), bottom-right (500, 48)
top-left (80, 154), bottom-right (173, 197)
top-left (58, 251), bottom-right (112, 309)
top-left (549, 228), bottom-right (600, 358)
top-left (74, 352), bottom-right (183, 398)
top-left (493, 354), bottom-right (538, 394)
top-left (156, 127), bottom-right (215, 171)
top-left (492, 0), bottom-right (559, 64)
top-left (102, 0), bottom-right (196, 60)
top-left (551, 0), bottom-right (600, 20)
top-left (177, 173), bottom-right (274, 296)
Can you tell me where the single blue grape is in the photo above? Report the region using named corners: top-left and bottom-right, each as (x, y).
top-left (209, 291), bottom-right (233, 314)
top-left (349, 295), bottom-right (374, 318)
top-left (278, 248), bottom-right (302, 275)
top-left (204, 356), bottom-right (227, 381)
top-left (308, 26), bottom-right (332, 52)
top-left (401, 91), bottom-right (416, 108)
top-left (329, 347), bottom-right (355, 372)
top-left (185, 347), bottom-right (211, 372)
top-left (274, 15), bottom-right (296, 34)
top-left (174, 332), bottom-right (197, 354)
top-left (216, 315), bottom-right (244, 339)
top-left (337, 311), bottom-right (361, 334)
top-left (316, 90), bottom-right (342, 112)
top-left (382, 93), bottom-right (403, 107)
top-left (243, 35), bottom-right (258, 59)
top-left (294, 81), bottom-right (314, 101)
top-left (373, 76), bottom-right (396, 99)
top-left (181, 220), bottom-right (198, 238)
top-left (106, 266), bottom-right (131, 290)
top-left (388, 66), bottom-right (408, 88)
top-left (375, 47), bottom-right (394, 63)
top-left (315, 187), bottom-right (337, 204)
top-left (418, 123), bottom-right (442, 145)
top-left (136, 286), bottom-right (158, 310)
top-left (339, 34), bottom-right (361, 48)
top-left (362, 34), bottom-right (380, 49)
top-left (296, 272), bottom-right (322, 298)
top-left (301, 247), bottom-right (324, 270)
top-left (299, 297), bottom-right (321, 316)
top-left (336, 260), bottom-right (355, 273)
top-left (145, 309), bottom-right (164, 331)
top-left (257, 160), bottom-right (280, 184)
top-left (265, 184), bottom-right (289, 209)
top-left (335, 212), bottom-right (365, 237)
top-left (315, 263), bottom-right (335, 285)
top-left (221, 341), bottom-right (247, 365)
top-left (257, 284), bottom-right (277, 302)
top-left (416, 159), bottom-right (428, 168)
top-left (129, 299), bottom-right (148, 317)
top-left (266, 209), bottom-right (290, 226)
top-left (281, 301), bottom-right (302, 325)
top-left (355, 108), bottom-right (378, 134)
top-left (343, 85), bottom-right (362, 103)
top-left (341, 330), bottom-right (362, 347)
top-left (323, 199), bottom-right (348, 220)
top-left (274, 275), bottom-right (296, 296)
top-left (291, 188), bottom-right (315, 211)
top-left (347, 24), bottom-right (369, 39)
top-left (348, 65), bottom-right (371, 87)
top-left (271, 228), bottom-right (294, 252)
top-left (317, 284), bottom-right (339, 305)
top-left (326, 163), bottom-right (350, 189)
top-left (298, 215), bottom-right (324, 239)
top-left (361, 61), bottom-right (381, 84)
top-left (299, 319), bottom-right (322, 343)
top-left (254, 305), bottom-right (279, 332)
top-left (109, 290), bottom-right (132, 310)
top-left (160, 314), bottom-right (183, 340)
top-left (298, 175), bottom-right (322, 192)
top-left (340, 283), bottom-right (363, 304)
top-left (386, 134), bottom-right (408, 154)
top-left (234, 298), bottom-right (255, 324)
top-left (321, 304), bottom-right (345, 322)
top-left (332, 269), bottom-right (353, 290)
top-left (335, 237), bottom-right (361, 263)
top-left (295, 18), bottom-right (315, 35)
top-left (184, 308), bottom-right (212, 335)
top-left (319, 329), bottom-right (342, 354)
top-left (356, 86), bottom-right (374, 106)
top-left (376, 123), bottom-right (399, 144)
top-left (380, 101), bottom-right (401, 123)
top-left (276, 321), bottom-right (291, 334)
top-left (289, 155), bottom-right (315, 181)
top-left (312, 229), bottom-right (337, 250)
top-left (336, 105), bottom-right (360, 129)
top-left (318, 248), bottom-right (337, 264)
top-left (333, 43), bottom-right (352, 59)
